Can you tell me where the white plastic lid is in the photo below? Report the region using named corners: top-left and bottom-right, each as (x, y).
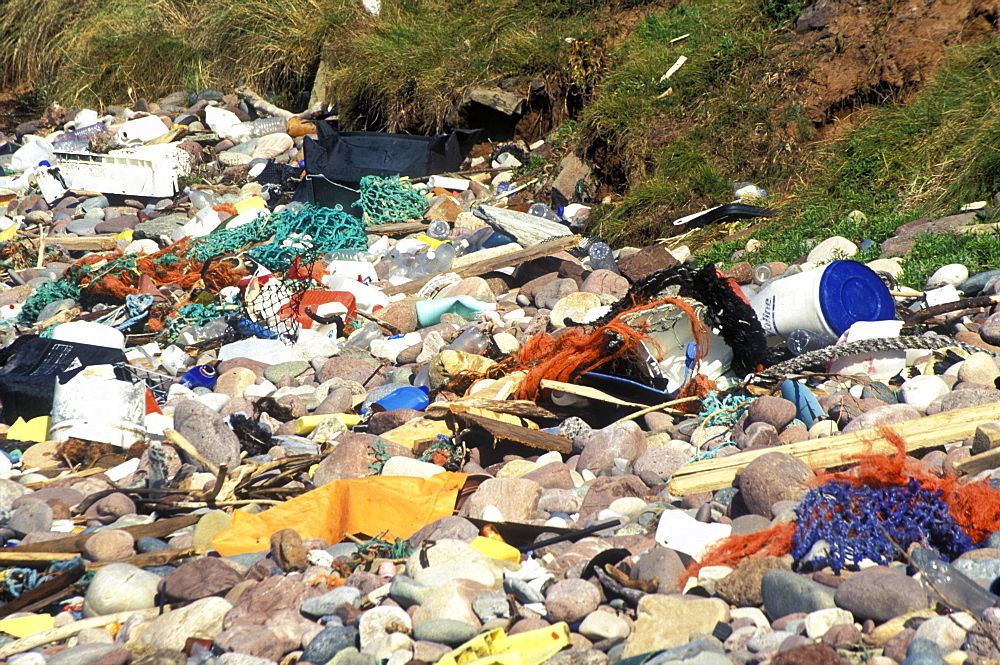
top-left (50, 321), bottom-right (125, 349)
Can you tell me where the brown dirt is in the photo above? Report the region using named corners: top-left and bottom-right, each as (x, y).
top-left (789, 0), bottom-right (1000, 125)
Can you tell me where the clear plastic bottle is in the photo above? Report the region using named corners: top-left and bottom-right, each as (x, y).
top-left (411, 243), bottom-right (456, 278)
top-left (186, 188), bottom-right (216, 210)
top-left (224, 116), bottom-right (288, 142)
top-left (752, 264), bottom-right (772, 285)
top-left (426, 218), bottom-right (450, 240)
top-left (587, 241), bottom-right (618, 273)
top-left (344, 320), bottom-right (384, 348)
top-left (446, 325), bottom-right (490, 354)
top-left (787, 328), bottom-right (834, 355)
top-left (528, 202), bottom-right (563, 224)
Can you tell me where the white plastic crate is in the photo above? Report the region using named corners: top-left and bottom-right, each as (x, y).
top-left (54, 143), bottom-right (191, 198)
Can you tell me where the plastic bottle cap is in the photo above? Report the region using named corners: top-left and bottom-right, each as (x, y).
top-left (818, 260), bottom-right (895, 335)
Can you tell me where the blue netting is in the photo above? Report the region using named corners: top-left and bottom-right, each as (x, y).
top-left (697, 392), bottom-right (756, 427)
top-left (791, 479), bottom-right (973, 571)
top-left (357, 175), bottom-right (428, 225)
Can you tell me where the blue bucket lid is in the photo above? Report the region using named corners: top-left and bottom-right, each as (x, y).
top-left (818, 260), bottom-right (895, 336)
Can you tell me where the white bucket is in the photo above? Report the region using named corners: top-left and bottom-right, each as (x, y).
top-left (750, 260), bottom-right (895, 339)
top-left (50, 321), bottom-right (125, 349)
top-left (49, 364), bottom-right (145, 447)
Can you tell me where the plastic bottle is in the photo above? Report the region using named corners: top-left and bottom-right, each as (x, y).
top-left (410, 243), bottom-right (456, 278)
top-left (65, 122), bottom-right (107, 142)
top-left (187, 188), bottom-right (216, 210)
top-left (787, 328), bottom-right (835, 355)
top-left (446, 325), bottom-right (490, 354)
top-left (426, 218), bottom-right (450, 240)
top-left (528, 202), bottom-right (563, 224)
top-left (587, 240), bottom-right (619, 273)
top-left (344, 321), bottom-right (384, 348)
top-left (752, 264), bottom-right (772, 285)
top-left (223, 116), bottom-right (288, 142)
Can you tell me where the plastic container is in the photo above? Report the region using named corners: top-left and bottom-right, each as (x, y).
top-left (415, 296), bottom-right (494, 327)
top-left (49, 364), bottom-right (146, 447)
top-left (66, 109), bottom-right (100, 130)
top-left (750, 260), bottom-right (895, 339)
top-left (324, 273), bottom-right (389, 313)
top-left (370, 386), bottom-right (430, 413)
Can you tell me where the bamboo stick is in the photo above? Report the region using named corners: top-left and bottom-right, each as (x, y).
top-left (667, 400), bottom-right (1000, 495)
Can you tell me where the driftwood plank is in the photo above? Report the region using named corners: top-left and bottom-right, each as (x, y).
top-left (382, 235), bottom-right (581, 297)
top-left (460, 413), bottom-right (573, 454)
top-left (667, 400), bottom-right (1000, 495)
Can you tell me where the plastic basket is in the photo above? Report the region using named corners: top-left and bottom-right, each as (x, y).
top-left (54, 143), bottom-right (191, 197)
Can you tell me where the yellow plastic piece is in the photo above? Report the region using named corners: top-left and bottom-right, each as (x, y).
top-left (437, 622), bottom-right (571, 665)
top-left (470, 536), bottom-right (521, 564)
top-left (8, 416), bottom-right (49, 443)
top-left (416, 234), bottom-right (447, 249)
top-left (294, 413), bottom-right (361, 435)
top-left (0, 224), bottom-right (17, 243)
top-left (234, 196), bottom-right (267, 214)
top-left (0, 613), bottom-right (54, 637)
top-left (113, 230), bottom-right (134, 241)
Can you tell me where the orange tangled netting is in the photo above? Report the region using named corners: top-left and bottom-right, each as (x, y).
top-left (75, 238), bottom-right (247, 303)
top-left (513, 297), bottom-right (710, 401)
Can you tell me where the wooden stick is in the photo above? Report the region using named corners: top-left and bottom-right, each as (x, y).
top-left (613, 396), bottom-right (700, 424)
top-left (0, 552), bottom-right (80, 565)
top-left (667, 400), bottom-right (1000, 495)
top-left (0, 607), bottom-right (167, 659)
top-left (382, 235), bottom-right (581, 297)
top-left (164, 428), bottom-right (220, 475)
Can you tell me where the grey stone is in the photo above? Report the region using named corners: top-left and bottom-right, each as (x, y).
top-left (7, 500), bottom-right (52, 535)
top-left (834, 566), bottom-right (929, 622)
top-left (83, 562), bottom-right (161, 617)
top-left (761, 569), bottom-right (836, 620)
top-left (46, 643), bottom-right (118, 665)
top-left (301, 586), bottom-right (363, 617)
top-left (173, 399), bottom-right (241, 468)
top-left (412, 619), bottom-right (479, 645)
top-left (301, 625), bottom-right (359, 665)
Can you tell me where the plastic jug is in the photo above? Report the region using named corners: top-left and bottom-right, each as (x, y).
top-left (10, 138), bottom-right (55, 172)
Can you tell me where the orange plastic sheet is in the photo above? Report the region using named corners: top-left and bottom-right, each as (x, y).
top-left (213, 471), bottom-right (468, 556)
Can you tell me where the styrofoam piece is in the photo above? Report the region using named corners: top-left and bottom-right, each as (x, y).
top-left (54, 143), bottom-right (191, 197)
